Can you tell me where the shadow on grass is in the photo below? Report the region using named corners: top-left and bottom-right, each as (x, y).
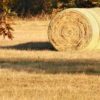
top-left (0, 58), bottom-right (100, 75)
top-left (0, 41), bottom-right (100, 75)
top-left (0, 42), bottom-right (55, 51)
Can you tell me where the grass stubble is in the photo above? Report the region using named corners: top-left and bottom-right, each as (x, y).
top-left (0, 20), bottom-right (100, 100)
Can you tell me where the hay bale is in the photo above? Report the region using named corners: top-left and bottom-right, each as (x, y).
top-left (48, 8), bottom-right (100, 51)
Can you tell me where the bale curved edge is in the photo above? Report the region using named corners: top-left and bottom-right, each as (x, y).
top-left (48, 8), bottom-right (100, 51)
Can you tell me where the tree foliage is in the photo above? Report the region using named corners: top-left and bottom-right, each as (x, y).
top-left (1, 0), bottom-right (98, 16)
top-left (0, 0), bottom-right (100, 16)
top-left (0, 0), bottom-right (13, 39)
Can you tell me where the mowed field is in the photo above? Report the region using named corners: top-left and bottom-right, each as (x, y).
top-left (0, 19), bottom-right (100, 100)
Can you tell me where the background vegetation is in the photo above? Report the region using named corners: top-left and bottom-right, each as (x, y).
top-left (0, 0), bottom-right (100, 17)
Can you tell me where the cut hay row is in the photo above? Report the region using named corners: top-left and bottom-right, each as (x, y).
top-left (48, 8), bottom-right (100, 51)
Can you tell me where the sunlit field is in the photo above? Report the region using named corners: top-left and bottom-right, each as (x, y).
top-left (0, 19), bottom-right (100, 100)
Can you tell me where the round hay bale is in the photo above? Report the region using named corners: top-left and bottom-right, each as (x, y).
top-left (48, 8), bottom-right (100, 51)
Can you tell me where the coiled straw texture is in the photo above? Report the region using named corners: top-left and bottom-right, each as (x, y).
top-left (48, 8), bottom-right (100, 51)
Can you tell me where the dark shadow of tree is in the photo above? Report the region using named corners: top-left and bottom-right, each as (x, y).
top-left (0, 42), bottom-right (55, 51)
top-left (0, 41), bottom-right (100, 75)
top-left (0, 58), bottom-right (100, 75)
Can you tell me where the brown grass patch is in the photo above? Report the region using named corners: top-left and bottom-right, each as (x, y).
top-left (0, 19), bottom-right (100, 100)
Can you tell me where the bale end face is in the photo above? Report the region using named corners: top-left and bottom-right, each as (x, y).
top-left (48, 8), bottom-right (100, 51)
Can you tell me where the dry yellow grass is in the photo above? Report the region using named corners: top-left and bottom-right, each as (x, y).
top-left (0, 69), bottom-right (100, 100)
top-left (0, 19), bottom-right (100, 100)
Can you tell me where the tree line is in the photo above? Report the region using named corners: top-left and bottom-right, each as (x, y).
top-left (0, 0), bottom-right (100, 16)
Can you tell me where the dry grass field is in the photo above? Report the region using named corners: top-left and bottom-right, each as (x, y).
top-left (0, 19), bottom-right (100, 100)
